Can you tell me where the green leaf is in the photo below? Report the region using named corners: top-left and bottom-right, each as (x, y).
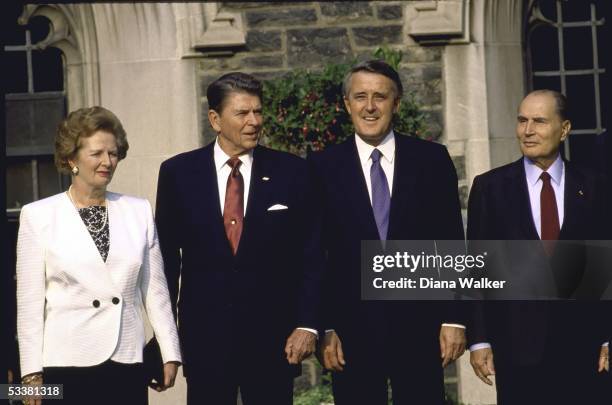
top-left (261, 49), bottom-right (428, 156)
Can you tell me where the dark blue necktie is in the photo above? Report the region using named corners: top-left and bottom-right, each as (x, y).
top-left (370, 149), bottom-right (390, 240)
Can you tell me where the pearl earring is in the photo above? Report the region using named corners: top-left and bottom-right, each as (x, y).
top-left (71, 166), bottom-right (79, 175)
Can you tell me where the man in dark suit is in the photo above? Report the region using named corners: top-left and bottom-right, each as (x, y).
top-left (309, 60), bottom-right (466, 404)
top-left (467, 90), bottom-right (610, 404)
top-left (155, 72), bottom-right (324, 404)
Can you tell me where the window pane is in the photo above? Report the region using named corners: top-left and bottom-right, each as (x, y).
top-left (600, 65), bottom-right (609, 132)
top-left (32, 48), bottom-right (64, 92)
top-left (4, 3), bottom-right (27, 46)
top-left (565, 74), bottom-right (597, 129)
top-left (563, 27), bottom-right (594, 70)
top-left (533, 76), bottom-right (561, 92)
top-left (537, 0), bottom-right (557, 21)
top-left (38, 156), bottom-right (63, 199)
top-left (595, 0), bottom-right (610, 20)
top-left (6, 95), bottom-right (66, 155)
top-left (530, 25), bottom-right (559, 72)
top-left (6, 157), bottom-right (34, 209)
top-left (4, 51), bottom-right (28, 94)
top-left (597, 8), bottom-right (609, 132)
top-left (28, 16), bottom-right (51, 44)
top-left (5, 98), bottom-right (33, 150)
top-left (561, 0), bottom-right (592, 22)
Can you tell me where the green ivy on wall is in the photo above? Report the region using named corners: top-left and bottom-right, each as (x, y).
top-left (261, 47), bottom-right (429, 156)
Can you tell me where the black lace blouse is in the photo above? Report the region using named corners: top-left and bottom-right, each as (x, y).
top-left (77, 206), bottom-right (110, 262)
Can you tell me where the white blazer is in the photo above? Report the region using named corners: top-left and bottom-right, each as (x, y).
top-left (16, 191), bottom-right (182, 376)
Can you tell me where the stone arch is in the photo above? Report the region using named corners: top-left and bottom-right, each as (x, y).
top-left (19, 4), bottom-right (101, 110)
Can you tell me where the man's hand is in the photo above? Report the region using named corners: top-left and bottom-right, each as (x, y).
top-left (149, 362), bottom-right (180, 392)
top-left (439, 325), bottom-right (466, 367)
top-left (318, 330), bottom-right (346, 371)
top-left (598, 345), bottom-right (609, 373)
top-left (285, 329), bottom-right (317, 365)
top-left (470, 347), bottom-right (496, 385)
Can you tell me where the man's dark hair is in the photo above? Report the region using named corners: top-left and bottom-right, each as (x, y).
top-left (529, 89), bottom-right (570, 121)
top-left (207, 72), bottom-right (263, 113)
top-left (342, 59), bottom-right (403, 99)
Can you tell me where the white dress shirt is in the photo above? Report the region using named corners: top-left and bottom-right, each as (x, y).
top-left (213, 139), bottom-right (317, 338)
top-left (354, 130), bottom-right (396, 201)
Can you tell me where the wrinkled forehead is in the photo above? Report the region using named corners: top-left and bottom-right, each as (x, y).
top-left (348, 71), bottom-right (398, 95)
top-left (518, 93), bottom-right (559, 117)
top-left (220, 90), bottom-right (262, 113)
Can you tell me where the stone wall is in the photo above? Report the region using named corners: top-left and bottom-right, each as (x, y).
top-left (196, 2), bottom-right (463, 189)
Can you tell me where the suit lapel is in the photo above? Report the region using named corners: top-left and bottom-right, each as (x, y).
top-left (387, 135), bottom-right (418, 239)
top-left (191, 144), bottom-right (233, 257)
top-left (60, 194), bottom-right (117, 293)
top-left (339, 139), bottom-right (380, 240)
top-left (236, 146), bottom-right (273, 258)
top-left (507, 159), bottom-right (540, 240)
top-left (559, 163), bottom-right (587, 240)
top-left (244, 146), bottom-right (270, 221)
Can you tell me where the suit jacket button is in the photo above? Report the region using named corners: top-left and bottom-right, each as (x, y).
top-left (112, 297), bottom-right (120, 305)
top-left (92, 300), bottom-right (100, 308)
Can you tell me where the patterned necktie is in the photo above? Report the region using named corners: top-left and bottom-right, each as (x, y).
top-left (370, 149), bottom-right (391, 241)
top-left (540, 171), bottom-right (560, 254)
top-left (224, 157), bottom-right (244, 255)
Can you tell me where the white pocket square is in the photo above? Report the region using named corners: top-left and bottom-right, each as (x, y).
top-left (267, 204), bottom-right (288, 211)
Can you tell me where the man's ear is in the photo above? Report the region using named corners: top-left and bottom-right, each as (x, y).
top-left (208, 109), bottom-right (221, 133)
top-left (393, 97), bottom-right (401, 114)
top-left (343, 96), bottom-right (352, 116)
top-left (560, 120), bottom-right (571, 142)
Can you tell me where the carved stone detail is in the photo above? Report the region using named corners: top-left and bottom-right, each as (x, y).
top-left (194, 2), bottom-right (246, 56)
top-left (406, 0), bottom-right (470, 44)
top-left (18, 4), bottom-right (101, 109)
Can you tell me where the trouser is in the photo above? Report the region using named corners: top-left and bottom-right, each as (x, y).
top-left (331, 321), bottom-right (446, 405)
top-left (495, 344), bottom-right (607, 405)
top-left (186, 371), bottom-right (293, 405)
top-left (44, 359), bottom-right (147, 405)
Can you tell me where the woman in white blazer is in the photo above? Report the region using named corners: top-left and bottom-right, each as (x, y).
top-left (16, 107), bottom-right (181, 405)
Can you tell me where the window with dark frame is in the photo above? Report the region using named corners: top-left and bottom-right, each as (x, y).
top-left (5, 3), bottom-right (68, 221)
top-left (525, 0), bottom-right (609, 167)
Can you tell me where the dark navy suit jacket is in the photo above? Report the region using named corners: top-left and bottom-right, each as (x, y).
top-left (467, 158), bottom-right (611, 366)
top-left (155, 142), bottom-right (324, 378)
top-left (308, 133), bottom-right (465, 368)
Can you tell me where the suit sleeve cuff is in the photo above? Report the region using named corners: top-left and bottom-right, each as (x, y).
top-left (603, 341), bottom-right (609, 347)
top-left (297, 327), bottom-right (318, 339)
top-left (470, 342), bottom-right (492, 352)
top-left (442, 323), bottom-right (466, 329)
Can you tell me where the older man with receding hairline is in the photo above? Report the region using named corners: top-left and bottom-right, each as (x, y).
top-left (467, 89), bottom-right (611, 404)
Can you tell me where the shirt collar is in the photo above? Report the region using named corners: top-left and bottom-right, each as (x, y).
top-left (354, 130), bottom-right (396, 165)
top-left (523, 154), bottom-right (564, 186)
top-left (214, 138), bottom-right (254, 173)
